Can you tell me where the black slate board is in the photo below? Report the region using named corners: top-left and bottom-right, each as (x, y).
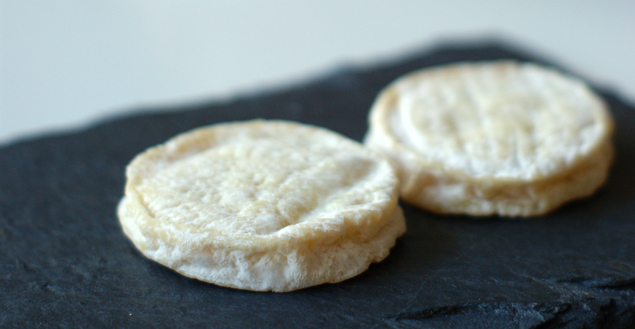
top-left (2, 43), bottom-right (635, 328)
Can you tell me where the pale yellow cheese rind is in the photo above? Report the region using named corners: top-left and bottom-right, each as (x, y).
top-left (364, 61), bottom-right (614, 216)
top-left (119, 120), bottom-right (405, 291)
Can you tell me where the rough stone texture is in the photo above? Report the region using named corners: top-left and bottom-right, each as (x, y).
top-left (1, 43), bottom-right (635, 328)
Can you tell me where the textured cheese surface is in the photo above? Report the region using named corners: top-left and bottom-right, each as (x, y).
top-left (119, 120), bottom-right (405, 291)
top-left (393, 62), bottom-right (606, 179)
top-left (365, 61), bottom-right (614, 216)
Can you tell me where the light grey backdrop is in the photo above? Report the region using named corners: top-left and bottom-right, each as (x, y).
top-left (1, 1), bottom-right (633, 144)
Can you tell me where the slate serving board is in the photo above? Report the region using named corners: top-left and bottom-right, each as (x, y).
top-left (2, 43), bottom-right (635, 328)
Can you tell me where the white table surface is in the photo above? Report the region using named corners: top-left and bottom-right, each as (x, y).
top-left (1, 1), bottom-right (634, 145)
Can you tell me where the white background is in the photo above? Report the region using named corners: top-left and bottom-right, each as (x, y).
top-left (1, 1), bottom-right (634, 145)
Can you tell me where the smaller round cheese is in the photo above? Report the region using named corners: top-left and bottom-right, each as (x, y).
top-left (118, 120), bottom-right (405, 292)
top-left (364, 61), bottom-right (614, 216)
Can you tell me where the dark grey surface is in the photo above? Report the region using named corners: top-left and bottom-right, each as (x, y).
top-left (1, 43), bottom-right (635, 328)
